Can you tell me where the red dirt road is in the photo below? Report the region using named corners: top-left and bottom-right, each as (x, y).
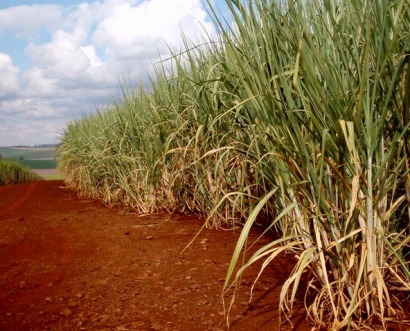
top-left (0, 181), bottom-right (309, 331)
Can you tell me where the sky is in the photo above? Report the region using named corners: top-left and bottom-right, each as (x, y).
top-left (0, 0), bottom-right (229, 147)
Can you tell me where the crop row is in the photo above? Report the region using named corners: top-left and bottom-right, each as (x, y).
top-left (0, 159), bottom-right (43, 186)
top-left (58, 0), bottom-right (410, 329)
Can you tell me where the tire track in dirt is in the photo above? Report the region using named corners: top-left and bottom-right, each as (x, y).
top-left (0, 181), bottom-right (311, 331)
top-left (0, 181), bottom-right (83, 323)
top-left (0, 182), bottom-right (37, 216)
top-left (0, 181), bottom-right (77, 276)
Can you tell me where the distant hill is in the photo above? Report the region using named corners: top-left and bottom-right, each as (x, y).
top-left (0, 146), bottom-right (57, 170)
top-left (9, 144), bottom-right (58, 149)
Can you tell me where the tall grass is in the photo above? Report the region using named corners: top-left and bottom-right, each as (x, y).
top-left (219, 1), bottom-right (410, 329)
top-left (58, 0), bottom-right (409, 329)
top-left (0, 159), bottom-right (44, 185)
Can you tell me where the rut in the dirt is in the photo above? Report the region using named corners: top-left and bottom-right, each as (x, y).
top-left (0, 181), bottom-right (309, 331)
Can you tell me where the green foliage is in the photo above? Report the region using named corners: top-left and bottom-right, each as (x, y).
top-left (18, 159), bottom-right (57, 169)
top-left (0, 159), bottom-right (44, 185)
top-left (58, 0), bottom-right (410, 329)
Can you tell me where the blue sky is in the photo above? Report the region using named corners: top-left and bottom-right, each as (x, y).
top-left (0, 0), bottom-right (79, 8)
top-left (0, 0), bottom-right (229, 146)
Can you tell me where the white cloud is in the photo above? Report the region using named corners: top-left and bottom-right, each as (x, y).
top-left (22, 67), bottom-right (58, 98)
top-left (64, 2), bottom-right (100, 34)
top-left (0, 53), bottom-right (20, 97)
top-left (94, 0), bottom-right (212, 60)
top-left (0, 118), bottom-right (63, 146)
top-left (0, 0), bottom-right (215, 146)
top-left (0, 4), bottom-right (63, 39)
top-left (26, 28), bottom-right (106, 81)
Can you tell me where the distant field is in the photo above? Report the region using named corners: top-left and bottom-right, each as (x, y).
top-left (18, 159), bottom-right (57, 169)
top-left (0, 146), bottom-right (60, 179)
top-left (31, 168), bottom-right (61, 180)
top-left (0, 147), bottom-right (56, 161)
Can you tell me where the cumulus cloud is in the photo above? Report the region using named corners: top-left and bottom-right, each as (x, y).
top-left (0, 118), bottom-right (64, 146)
top-left (93, 0), bottom-right (210, 55)
top-left (0, 0), bottom-right (215, 146)
top-left (0, 4), bottom-right (63, 39)
top-left (0, 53), bottom-right (20, 97)
top-left (26, 28), bottom-right (107, 84)
top-left (22, 67), bottom-right (58, 98)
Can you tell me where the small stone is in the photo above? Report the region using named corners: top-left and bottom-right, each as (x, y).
top-left (130, 321), bottom-right (145, 328)
top-left (145, 236), bottom-right (153, 240)
top-left (100, 315), bottom-right (110, 323)
top-left (61, 308), bottom-right (72, 317)
top-left (152, 322), bottom-right (164, 330)
top-left (68, 301), bottom-right (79, 308)
top-left (190, 283), bottom-right (201, 290)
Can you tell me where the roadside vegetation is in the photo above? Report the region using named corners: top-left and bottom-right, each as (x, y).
top-left (58, 0), bottom-right (410, 329)
top-left (0, 147), bottom-right (58, 180)
top-left (0, 159), bottom-right (43, 185)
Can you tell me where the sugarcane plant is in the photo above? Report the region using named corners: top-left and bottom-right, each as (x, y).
top-left (57, 0), bottom-right (409, 329)
top-left (221, 0), bottom-right (410, 329)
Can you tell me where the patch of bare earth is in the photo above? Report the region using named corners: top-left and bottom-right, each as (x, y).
top-left (31, 169), bottom-right (60, 178)
top-left (0, 181), bottom-right (310, 331)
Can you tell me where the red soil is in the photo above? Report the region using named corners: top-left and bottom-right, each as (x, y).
top-left (0, 181), bottom-right (310, 331)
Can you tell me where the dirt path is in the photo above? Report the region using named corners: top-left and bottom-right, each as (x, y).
top-left (0, 181), bottom-right (309, 331)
